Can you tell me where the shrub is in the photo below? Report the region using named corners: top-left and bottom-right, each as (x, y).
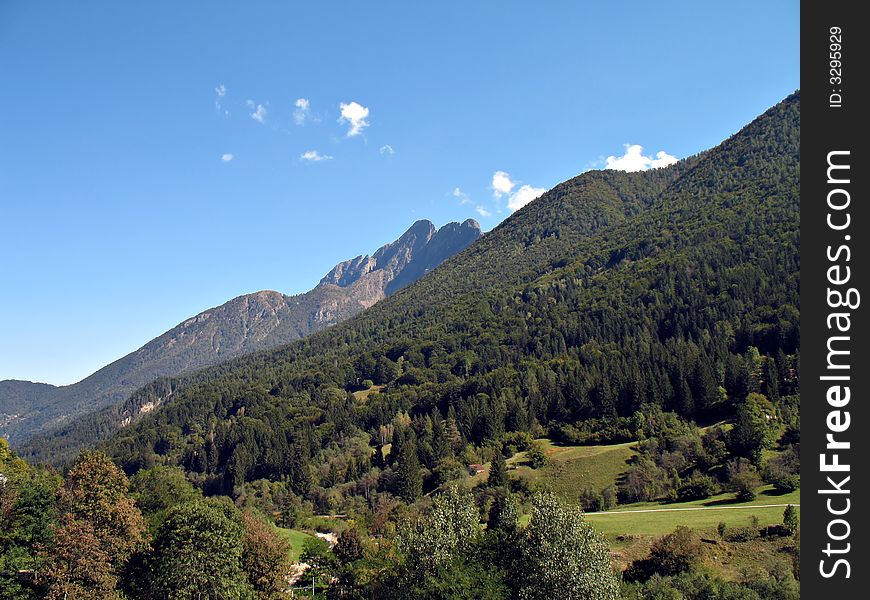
top-left (525, 442), bottom-right (547, 469)
top-left (578, 487), bottom-right (605, 512)
top-left (763, 446), bottom-right (800, 492)
top-left (601, 485), bottom-right (618, 510)
top-left (725, 526), bottom-right (759, 542)
top-left (619, 459), bottom-right (667, 503)
top-left (624, 526), bottom-right (702, 582)
top-left (676, 471), bottom-right (717, 501)
top-left (726, 458), bottom-right (762, 501)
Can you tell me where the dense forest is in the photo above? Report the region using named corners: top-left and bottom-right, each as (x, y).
top-left (100, 93), bottom-right (798, 493)
top-left (7, 219), bottom-right (480, 454)
top-left (2, 93), bottom-right (800, 598)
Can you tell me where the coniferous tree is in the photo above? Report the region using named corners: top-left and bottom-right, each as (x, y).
top-left (488, 450), bottom-right (508, 488)
top-left (393, 432), bottom-right (422, 503)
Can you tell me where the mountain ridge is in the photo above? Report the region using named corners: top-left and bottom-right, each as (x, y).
top-left (3, 219), bottom-right (481, 448)
top-left (85, 93), bottom-right (798, 488)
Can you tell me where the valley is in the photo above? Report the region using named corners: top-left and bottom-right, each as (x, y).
top-left (0, 93), bottom-right (800, 599)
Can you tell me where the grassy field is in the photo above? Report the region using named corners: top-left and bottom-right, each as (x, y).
top-left (275, 527), bottom-right (316, 562)
top-left (458, 435), bottom-right (799, 577)
top-left (501, 439), bottom-right (798, 536)
top-left (509, 438), bottom-right (637, 501)
top-left (352, 384), bottom-right (385, 402)
top-left (500, 438), bottom-right (800, 578)
top-left (585, 484), bottom-right (799, 575)
top-left (586, 493), bottom-right (799, 538)
top-left (593, 484), bottom-right (799, 513)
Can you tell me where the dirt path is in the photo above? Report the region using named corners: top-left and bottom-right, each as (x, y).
top-left (589, 503), bottom-right (799, 516)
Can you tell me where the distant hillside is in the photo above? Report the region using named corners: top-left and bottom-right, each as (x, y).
top-left (87, 93), bottom-right (798, 497)
top-left (4, 218), bottom-right (481, 451)
top-left (0, 380), bottom-right (58, 431)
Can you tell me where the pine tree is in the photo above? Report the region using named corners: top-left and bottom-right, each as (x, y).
top-left (393, 432), bottom-right (422, 503)
top-left (783, 504), bottom-right (799, 535)
top-left (488, 450), bottom-right (508, 488)
top-left (288, 444), bottom-right (311, 497)
top-left (444, 406), bottom-right (463, 454)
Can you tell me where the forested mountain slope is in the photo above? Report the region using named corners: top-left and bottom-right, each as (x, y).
top-left (93, 92), bottom-right (799, 499)
top-left (10, 219), bottom-right (480, 458)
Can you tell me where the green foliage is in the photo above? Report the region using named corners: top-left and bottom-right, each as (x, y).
top-left (762, 445), bottom-right (800, 492)
top-left (623, 569), bottom-right (796, 600)
top-left (677, 471), bottom-right (717, 501)
top-left (488, 450), bottom-right (508, 488)
top-left (7, 94), bottom-right (803, 600)
top-left (577, 486), bottom-right (605, 512)
top-left (518, 492), bottom-right (619, 599)
top-left (147, 500), bottom-right (253, 599)
top-left (396, 487), bottom-right (482, 577)
top-left (625, 526), bottom-right (703, 582)
top-left (334, 527), bottom-right (365, 564)
top-left (727, 458), bottom-right (762, 501)
top-left (240, 511), bottom-right (291, 599)
top-left (619, 457), bottom-right (667, 503)
top-left (729, 393), bottom-right (777, 464)
top-left (574, 483), bottom-right (619, 512)
top-left (390, 488), bottom-right (617, 599)
top-left (129, 466), bottom-right (201, 530)
top-left (392, 431), bottom-right (422, 502)
top-left (782, 505), bottom-right (798, 536)
top-left (396, 557), bottom-right (509, 600)
top-left (89, 97), bottom-right (798, 512)
top-left (525, 441), bottom-right (547, 469)
top-left (724, 526), bottom-right (759, 543)
top-left (0, 440), bottom-right (60, 597)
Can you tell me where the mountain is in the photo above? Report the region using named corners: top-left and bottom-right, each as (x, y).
top-left (0, 380), bottom-right (58, 431)
top-left (78, 93), bottom-right (799, 492)
top-left (4, 218), bottom-right (481, 451)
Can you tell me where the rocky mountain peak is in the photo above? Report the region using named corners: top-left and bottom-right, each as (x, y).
top-left (6, 217), bottom-right (482, 451)
top-left (318, 219), bottom-right (476, 290)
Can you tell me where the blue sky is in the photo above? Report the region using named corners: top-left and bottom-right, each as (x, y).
top-left (0, 1), bottom-right (799, 385)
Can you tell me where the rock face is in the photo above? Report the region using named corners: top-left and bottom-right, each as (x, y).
top-left (2, 219), bottom-right (481, 446)
top-left (320, 218), bottom-right (482, 297)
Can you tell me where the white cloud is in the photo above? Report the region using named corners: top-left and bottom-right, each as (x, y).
top-left (649, 151), bottom-right (679, 169)
top-left (379, 144), bottom-right (395, 155)
top-left (491, 170), bottom-right (516, 198)
top-left (300, 150), bottom-right (333, 162)
top-left (491, 170), bottom-right (546, 211)
top-left (294, 98), bottom-right (310, 125)
top-left (214, 85), bottom-right (228, 113)
top-left (250, 103), bottom-right (267, 123)
top-left (604, 144), bottom-right (679, 172)
top-left (507, 184), bottom-right (546, 212)
top-left (475, 206), bottom-right (492, 217)
top-left (339, 101), bottom-right (370, 136)
top-left (452, 187), bottom-right (471, 204)
top-left (220, 153), bottom-right (234, 162)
